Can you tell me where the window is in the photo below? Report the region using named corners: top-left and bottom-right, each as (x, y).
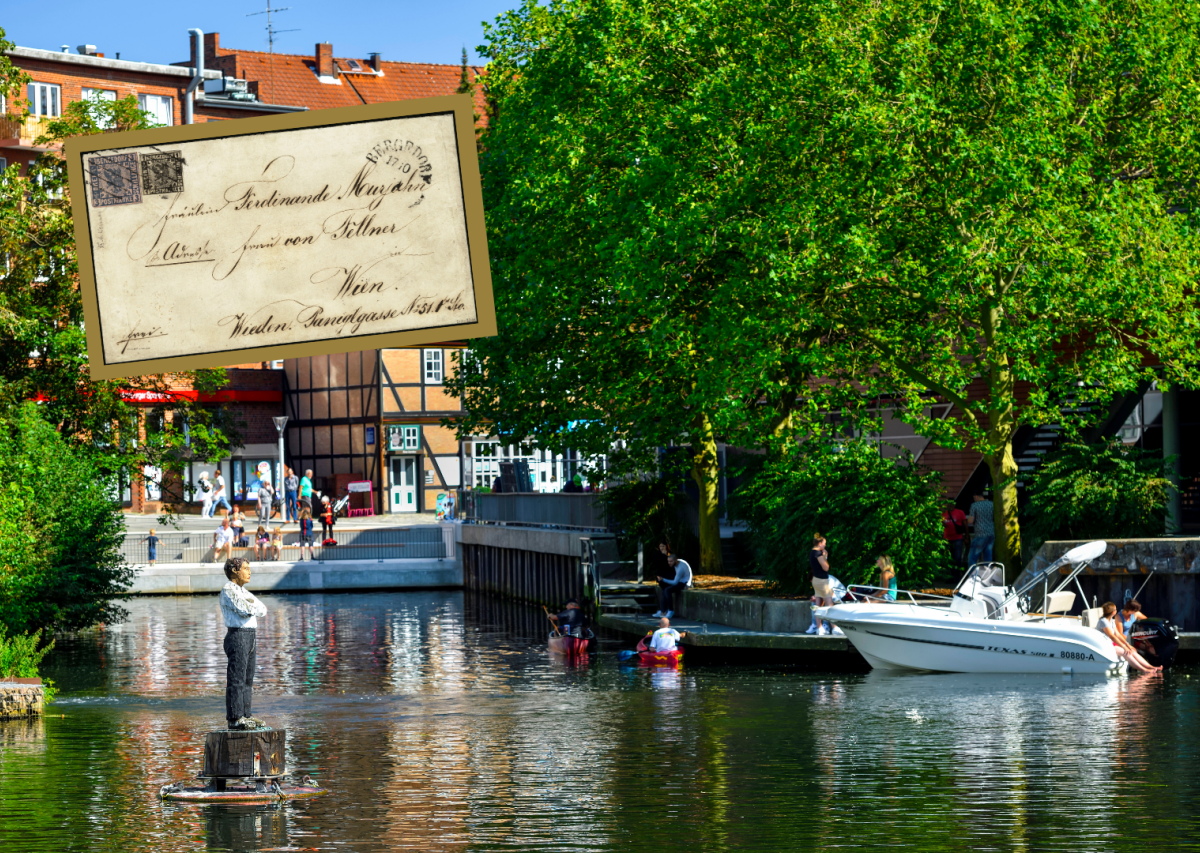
top-left (423, 349), bottom-right (443, 384)
top-left (387, 425), bottom-right (420, 452)
top-left (138, 93), bottom-right (173, 127)
top-left (81, 87), bottom-right (117, 128)
top-left (27, 82), bottom-right (61, 117)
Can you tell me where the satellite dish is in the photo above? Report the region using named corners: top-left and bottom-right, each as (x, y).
top-left (1062, 540), bottom-right (1107, 565)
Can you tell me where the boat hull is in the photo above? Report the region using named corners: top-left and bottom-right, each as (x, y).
top-left (819, 603), bottom-right (1124, 675)
top-left (634, 637), bottom-right (683, 667)
top-left (549, 634), bottom-right (591, 658)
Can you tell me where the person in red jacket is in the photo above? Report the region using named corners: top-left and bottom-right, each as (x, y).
top-left (942, 503), bottom-right (968, 566)
top-left (320, 496), bottom-right (336, 543)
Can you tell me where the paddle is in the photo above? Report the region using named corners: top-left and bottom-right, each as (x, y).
top-left (541, 605), bottom-right (562, 637)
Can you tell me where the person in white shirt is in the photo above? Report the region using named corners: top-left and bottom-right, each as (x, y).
top-left (650, 617), bottom-right (686, 652)
top-left (219, 558), bottom-right (269, 729)
top-left (654, 553), bottom-right (693, 618)
top-left (211, 472), bottom-right (232, 517)
top-left (213, 517), bottom-right (236, 562)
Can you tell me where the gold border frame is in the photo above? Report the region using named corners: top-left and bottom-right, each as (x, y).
top-left (65, 94), bottom-right (495, 380)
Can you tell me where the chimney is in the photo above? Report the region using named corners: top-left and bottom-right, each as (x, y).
top-left (316, 43), bottom-right (334, 78)
top-left (368, 52), bottom-right (381, 72)
top-left (204, 32), bottom-right (220, 65)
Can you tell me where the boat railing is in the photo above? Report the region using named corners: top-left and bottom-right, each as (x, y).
top-left (848, 584), bottom-right (952, 607)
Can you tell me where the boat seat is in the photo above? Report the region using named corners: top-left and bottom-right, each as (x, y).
top-left (1080, 607), bottom-right (1104, 628)
top-left (1045, 591), bottom-right (1075, 615)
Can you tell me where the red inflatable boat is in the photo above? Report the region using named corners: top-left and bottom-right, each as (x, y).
top-left (635, 635), bottom-right (683, 666)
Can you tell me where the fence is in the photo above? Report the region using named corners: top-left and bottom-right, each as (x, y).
top-left (462, 492), bottom-right (608, 531)
top-left (122, 526), bottom-right (448, 565)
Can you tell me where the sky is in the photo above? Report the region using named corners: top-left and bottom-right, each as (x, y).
top-left (1, 0), bottom-right (518, 68)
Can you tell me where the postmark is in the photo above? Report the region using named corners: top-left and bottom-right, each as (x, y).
top-left (140, 150), bottom-right (185, 194)
top-left (87, 152), bottom-right (142, 207)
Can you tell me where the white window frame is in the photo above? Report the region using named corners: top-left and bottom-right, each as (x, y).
top-left (27, 82), bottom-right (61, 117)
top-left (388, 425), bottom-right (420, 452)
top-left (137, 93), bottom-right (173, 127)
top-left (423, 349), bottom-right (443, 384)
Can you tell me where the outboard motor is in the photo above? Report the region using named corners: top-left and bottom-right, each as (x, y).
top-left (1129, 619), bottom-right (1180, 669)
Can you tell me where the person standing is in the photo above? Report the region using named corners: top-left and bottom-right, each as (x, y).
top-left (298, 506), bottom-right (315, 561)
top-left (257, 478), bottom-right (274, 526)
top-left (219, 557), bottom-right (269, 729)
top-left (966, 491), bottom-right (995, 565)
top-left (654, 553), bottom-right (692, 618)
top-left (319, 496), bottom-right (336, 543)
top-left (284, 467), bottom-right (300, 523)
top-left (213, 517), bottom-right (236, 563)
top-left (211, 470), bottom-right (232, 518)
top-left (198, 471), bottom-right (214, 518)
top-left (299, 469), bottom-right (314, 513)
top-left (144, 529), bottom-right (160, 566)
top-left (942, 504), bottom-right (968, 566)
top-left (809, 533), bottom-right (836, 635)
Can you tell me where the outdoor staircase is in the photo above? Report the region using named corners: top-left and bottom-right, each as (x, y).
top-left (598, 582), bottom-right (658, 616)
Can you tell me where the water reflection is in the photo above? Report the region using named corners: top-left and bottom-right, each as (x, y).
top-left (5, 591), bottom-right (1199, 852)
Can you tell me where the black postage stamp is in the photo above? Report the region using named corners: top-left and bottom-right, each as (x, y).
top-left (140, 150), bottom-right (185, 194)
top-left (88, 153), bottom-right (142, 207)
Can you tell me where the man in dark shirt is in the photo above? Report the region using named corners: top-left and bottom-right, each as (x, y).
top-left (549, 599), bottom-right (586, 635)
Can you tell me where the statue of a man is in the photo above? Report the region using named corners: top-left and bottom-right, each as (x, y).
top-left (219, 557), bottom-right (268, 730)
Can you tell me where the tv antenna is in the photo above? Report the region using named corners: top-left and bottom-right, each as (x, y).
top-left (247, 1), bottom-right (299, 102)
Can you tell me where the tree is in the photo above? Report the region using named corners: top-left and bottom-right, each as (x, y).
top-left (783, 0), bottom-right (1200, 575)
top-left (0, 27), bottom-right (236, 516)
top-left (0, 404), bottom-right (133, 634)
top-left (451, 0), bottom-right (847, 572)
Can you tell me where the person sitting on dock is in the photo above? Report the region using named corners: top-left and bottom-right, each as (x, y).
top-left (650, 617), bottom-right (686, 652)
top-left (1121, 600), bottom-right (1147, 641)
top-left (1097, 602), bottom-right (1160, 673)
top-left (219, 557), bottom-right (270, 729)
top-left (549, 599), bottom-right (588, 636)
top-left (654, 553), bottom-right (693, 618)
top-left (213, 517), bottom-right (236, 563)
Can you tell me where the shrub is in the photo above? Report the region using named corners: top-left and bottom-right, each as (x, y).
top-left (1023, 441), bottom-right (1174, 558)
top-left (733, 440), bottom-right (953, 592)
top-left (0, 404), bottom-right (133, 634)
top-left (0, 626), bottom-right (57, 702)
top-left (597, 477), bottom-right (699, 568)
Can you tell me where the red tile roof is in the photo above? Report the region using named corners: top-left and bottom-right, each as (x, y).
top-left (185, 35), bottom-right (487, 123)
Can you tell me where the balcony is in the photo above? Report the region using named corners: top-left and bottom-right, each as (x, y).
top-left (0, 115), bottom-right (59, 149)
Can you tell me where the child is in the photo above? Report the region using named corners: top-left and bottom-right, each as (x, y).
top-left (298, 507), bottom-right (315, 562)
top-left (254, 525), bottom-right (269, 560)
top-left (320, 497), bottom-right (335, 543)
top-left (270, 527), bottom-right (283, 561)
top-left (145, 529), bottom-right (160, 566)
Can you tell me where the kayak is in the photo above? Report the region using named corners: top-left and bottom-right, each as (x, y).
top-left (160, 780), bottom-right (326, 802)
top-left (634, 636), bottom-right (683, 666)
top-left (549, 630), bottom-right (593, 658)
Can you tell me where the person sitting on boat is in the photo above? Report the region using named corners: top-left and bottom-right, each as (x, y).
top-left (650, 617), bottom-right (687, 653)
top-left (1097, 602), bottom-right (1160, 673)
top-left (1120, 599), bottom-right (1147, 641)
top-left (873, 555), bottom-right (898, 602)
top-left (549, 599), bottom-right (588, 636)
top-left (654, 553), bottom-right (693, 618)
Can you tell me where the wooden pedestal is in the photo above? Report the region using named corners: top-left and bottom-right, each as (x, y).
top-left (202, 729), bottom-right (286, 778)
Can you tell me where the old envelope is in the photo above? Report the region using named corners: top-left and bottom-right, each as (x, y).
top-left (65, 95), bottom-right (494, 380)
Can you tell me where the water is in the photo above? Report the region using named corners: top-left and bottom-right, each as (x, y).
top-left (3, 591), bottom-right (1200, 852)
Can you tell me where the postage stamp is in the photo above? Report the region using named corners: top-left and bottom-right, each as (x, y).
top-left (140, 150), bottom-right (185, 194)
top-left (87, 153), bottom-right (142, 207)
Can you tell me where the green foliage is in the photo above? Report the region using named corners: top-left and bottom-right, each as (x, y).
top-left (1024, 442), bottom-right (1175, 558)
top-left (0, 404), bottom-right (133, 635)
top-left (598, 477), bottom-right (699, 566)
top-left (735, 441), bottom-right (952, 593)
top-left (0, 625), bottom-right (53, 678)
top-left (0, 34), bottom-right (236, 510)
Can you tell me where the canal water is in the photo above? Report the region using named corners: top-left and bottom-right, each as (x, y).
top-left (3, 590), bottom-right (1199, 852)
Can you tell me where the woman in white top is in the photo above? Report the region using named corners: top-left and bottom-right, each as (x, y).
top-left (1097, 602), bottom-right (1160, 673)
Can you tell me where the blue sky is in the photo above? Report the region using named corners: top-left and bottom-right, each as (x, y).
top-left (2, 0), bottom-right (519, 68)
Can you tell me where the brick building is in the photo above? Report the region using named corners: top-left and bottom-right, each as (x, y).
top-left (2, 37), bottom-right (305, 175)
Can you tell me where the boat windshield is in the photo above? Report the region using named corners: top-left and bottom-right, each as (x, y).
top-left (957, 563), bottom-right (1004, 591)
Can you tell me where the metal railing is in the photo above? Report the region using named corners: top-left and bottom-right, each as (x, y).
top-left (122, 526), bottom-right (447, 564)
top-left (462, 492), bottom-right (608, 531)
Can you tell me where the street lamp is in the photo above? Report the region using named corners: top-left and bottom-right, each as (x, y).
top-left (272, 416), bottom-right (288, 498)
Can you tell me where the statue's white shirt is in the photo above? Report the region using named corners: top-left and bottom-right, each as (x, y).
top-left (219, 581), bottom-right (267, 629)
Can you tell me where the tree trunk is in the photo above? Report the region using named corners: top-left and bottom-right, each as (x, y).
top-left (985, 442), bottom-right (1021, 583)
top-left (691, 413), bottom-right (724, 575)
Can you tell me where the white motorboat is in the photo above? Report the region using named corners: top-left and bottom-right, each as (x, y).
top-left (814, 541), bottom-right (1125, 675)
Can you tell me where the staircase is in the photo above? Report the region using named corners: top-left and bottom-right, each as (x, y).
top-left (598, 582), bottom-right (658, 616)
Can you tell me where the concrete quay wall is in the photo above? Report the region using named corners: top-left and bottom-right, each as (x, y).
top-left (677, 589), bottom-right (812, 633)
top-left (130, 558), bottom-right (462, 595)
